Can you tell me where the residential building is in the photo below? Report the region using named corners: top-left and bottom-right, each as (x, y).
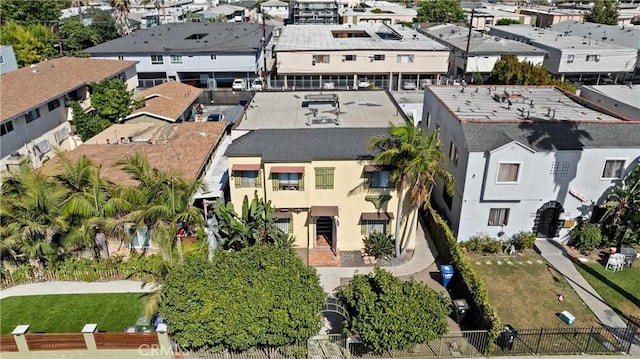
top-left (123, 81), bottom-right (204, 123)
top-left (202, 4), bottom-right (248, 22)
top-left (40, 121), bottom-right (228, 251)
top-left (556, 2), bottom-right (640, 26)
top-left (0, 57), bottom-right (138, 171)
top-left (340, 4), bottom-right (417, 25)
top-left (274, 23), bottom-right (450, 90)
top-left (0, 46), bottom-right (18, 74)
top-left (470, 9), bottom-right (532, 31)
top-left (550, 20), bottom-right (640, 79)
top-left (422, 24), bottom-right (545, 80)
top-left (84, 22), bottom-right (274, 89)
top-left (261, 0), bottom-right (289, 18)
top-left (128, 0), bottom-right (206, 28)
top-left (516, 8), bottom-right (584, 28)
top-left (489, 25), bottom-right (637, 83)
top-left (225, 91), bottom-right (417, 265)
top-left (422, 85), bottom-right (640, 242)
top-left (579, 85), bottom-right (640, 121)
top-left (289, 0), bottom-right (357, 25)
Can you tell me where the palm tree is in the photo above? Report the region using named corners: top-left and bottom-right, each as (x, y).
top-left (600, 165), bottom-right (640, 246)
top-left (0, 164), bottom-right (70, 266)
top-left (109, 0), bottom-right (132, 36)
top-left (368, 123), bottom-right (454, 258)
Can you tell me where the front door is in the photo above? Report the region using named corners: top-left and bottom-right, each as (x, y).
top-left (316, 216), bottom-right (335, 255)
top-left (537, 208), bottom-right (560, 238)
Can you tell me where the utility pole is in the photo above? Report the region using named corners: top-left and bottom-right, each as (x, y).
top-left (261, 8), bottom-right (269, 90)
top-left (463, 8), bottom-right (475, 82)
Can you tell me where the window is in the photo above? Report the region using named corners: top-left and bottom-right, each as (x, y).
top-left (47, 99), bottom-right (61, 111)
top-left (425, 112), bottom-right (431, 128)
top-left (397, 54), bottom-right (414, 63)
top-left (234, 171), bottom-right (261, 188)
top-left (0, 121), bottom-right (14, 136)
top-left (601, 160), bottom-right (625, 179)
top-left (585, 55), bottom-right (600, 62)
top-left (130, 227), bottom-right (150, 249)
top-left (567, 55), bottom-right (574, 63)
top-left (443, 186), bottom-right (453, 210)
top-left (312, 55), bottom-right (330, 65)
top-left (117, 72), bottom-right (126, 82)
top-left (488, 208), bottom-right (510, 226)
top-left (449, 142), bottom-right (459, 166)
top-left (373, 54), bottom-right (385, 61)
top-left (315, 167), bottom-right (335, 189)
top-left (366, 170), bottom-right (391, 188)
top-left (170, 55), bottom-right (183, 64)
top-left (277, 173), bottom-right (301, 191)
top-left (0, 55), bottom-right (5, 64)
top-left (343, 54), bottom-right (356, 61)
top-left (25, 109), bottom-right (40, 123)
top-left (150, 55), bottom-right (163, 64)
top-left (497, 163), bottom-right (520, 183)
top-left (363, 220), bottom-right (388, 235)
top-left (276, 219), bottom-right (291, 233)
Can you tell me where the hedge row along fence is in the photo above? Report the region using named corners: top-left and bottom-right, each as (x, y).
top-left (424, 207), bottom-right (502, 351)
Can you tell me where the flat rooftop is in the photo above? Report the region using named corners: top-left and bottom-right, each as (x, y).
top-left (41, 122), bottom-right (227, 185)
top-left (238, 90), bottom-right (408, 129)
top-left (424, 24), bottom-right (543, 55)
top-left (551, 20), bottom-right (640, 49)
top-left (490, 25), bottom-right (629, 51)
top-left (426, 85), bottom-right (624, 123)
top-left (275, 24), bottom-right (449, 51)
top-left (581, 85), bottom-right (640, 110)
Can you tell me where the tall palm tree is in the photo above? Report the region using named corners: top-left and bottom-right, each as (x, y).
top-left (368, 123), bottom-right (454, 258)
top-left (600, 165), bottom-right (640, 246)
top-left (109, 0), bottom-right (132, 36)
top-left (0, 164), bottom-right (70, 266)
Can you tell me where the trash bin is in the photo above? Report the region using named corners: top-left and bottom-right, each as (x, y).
top-left (453, 299), bottom-right (470, 324)
top-left (440, 264), bottom-right (454, 288)
top-left (498, 325), bottom-right (517, 351)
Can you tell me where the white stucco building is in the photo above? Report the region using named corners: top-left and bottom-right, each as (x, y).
top-left (422, 85), bottom-right (640, 242)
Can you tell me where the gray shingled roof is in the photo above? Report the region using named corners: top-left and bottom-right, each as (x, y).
top-left (84, 22), bottom-right (273, 55)
top-left (226, 128), bottom-right (389, 161)
top-left (462, 122), bottom-right (640, 152)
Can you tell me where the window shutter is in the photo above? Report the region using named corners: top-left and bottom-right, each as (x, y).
top-left (256, 170), bottom-right (262, 188)
top-left (361, 221), bottom-right (367, 235)
top-left (315, 169), bottom-right (324, 189)
top-left (234, 172), bottom-right (241, 188)
top-left (272, 174), bottom-right (279, 191)
top-left (299, 174), bottom-right (304, 190)
top-left (327, 168), bottom-right (335, 189)
top-left (288, 218), bottom-right (293, 233)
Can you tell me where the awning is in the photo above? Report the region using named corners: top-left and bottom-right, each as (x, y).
top-left (273, 211), bottom-right (292, 219)
top-left (270, 166), bottom-right (305, 174)
top-left (310, 206), bottom-right (339, 217)
top-left (361, 212), bottom-right (394, 221)
top-left (231, 164), bottom-right (261, 171)
top-left (363, 165), bottom-right (391, 172)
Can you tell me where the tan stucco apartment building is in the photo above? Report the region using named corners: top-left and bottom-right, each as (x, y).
top-left (225, 91), bottom-right (417, 266)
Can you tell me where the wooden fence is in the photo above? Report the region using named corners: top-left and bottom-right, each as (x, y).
top-left (25, 333), bottom-right (87, 351)
top-left (1, 268), bottom-right (149, 288)
top-left (94, 332), bottom-right (159, 350)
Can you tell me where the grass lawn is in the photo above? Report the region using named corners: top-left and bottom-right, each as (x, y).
top-left (574, 254), bottom-right (640, 319)
top-left (466, 251), bottom-right (600, 328)
top-left (0, 293), bottom-right (144, 334)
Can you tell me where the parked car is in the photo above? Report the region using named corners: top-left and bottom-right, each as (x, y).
top-left (323, 82), bottom-right (336, 89)
top-left (232, 79), bottom-right (246, 91)
top-left (402, 81), bottom-right (417, 90)
top-left (207, 113), bottom-right (225, 122)
top-left (420, 79), bottom-right (432, 88)
top-left (358, 80), bottom-right (371, 89)
top-left (251, 78), bottom-right (264, 91)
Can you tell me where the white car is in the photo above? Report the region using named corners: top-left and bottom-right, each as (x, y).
top-left (358, 80), bottom-right (371, 89)
top-left (251, 78), bottom-right (264, 91)
top-left (402, 81), bottom-right (417, 90)
top-left (232, 79), bottom-right (246, 91)
top-left (323, 82), bottom-right (336, 89)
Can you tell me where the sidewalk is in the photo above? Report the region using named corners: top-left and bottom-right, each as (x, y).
top-left (316, 215), bottom-right (438, 294)
top-left (0, 280), bottom-right (155, 300)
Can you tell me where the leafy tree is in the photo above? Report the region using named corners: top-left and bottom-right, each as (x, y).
top-left (598, 165), bottom-right (640, 246)
top-left (368, 123), bottom-right (454, 258)
top-left (415, 0), bottom-right (466, 24)
top-left (109, 0), bottom-right (132, 36)
top-left (0, 22), bottom-right (56, 67)
top-left (59, 20), bottom-right (101, 54)
top-left (585, 0), bottom-right (619, 26)
top-left (88, 9), bottom-right (118, 42)
top-left (0, 0), bottom-right (71, 25)
top-left (70, 102), bottom-right (112, 141)
top-left (495, 18), bottom-right (520, 25)
top-left (160, 246), bottom-right (325, 351)
top-left (336, 266), bottom-right (450, 353)
top-left (570, 220), bottom-right (604, 250)
top-left (90, 78), bottom-right (134, 123)
top-left (488, 55), bottom-right (576, 93)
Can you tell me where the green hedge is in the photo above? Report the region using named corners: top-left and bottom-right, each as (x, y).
top-left (424, 208), bottom-right (502, 351)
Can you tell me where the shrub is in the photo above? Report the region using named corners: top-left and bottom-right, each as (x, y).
top-left (363, 232), bottom-right (395, 259)
top-left (464, 233), bottom-right (503, 254)
top-left (513, 231), bottom-right (536, 250)
top-left (570, 222), bottom-right (604, 250)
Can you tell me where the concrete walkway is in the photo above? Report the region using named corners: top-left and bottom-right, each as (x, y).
top-left (0, 280), bottom-right (155, 299)
top-left (317, 215), bottom-right (438, 294)
top-left (535, 239), bottom-right (627, 329)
